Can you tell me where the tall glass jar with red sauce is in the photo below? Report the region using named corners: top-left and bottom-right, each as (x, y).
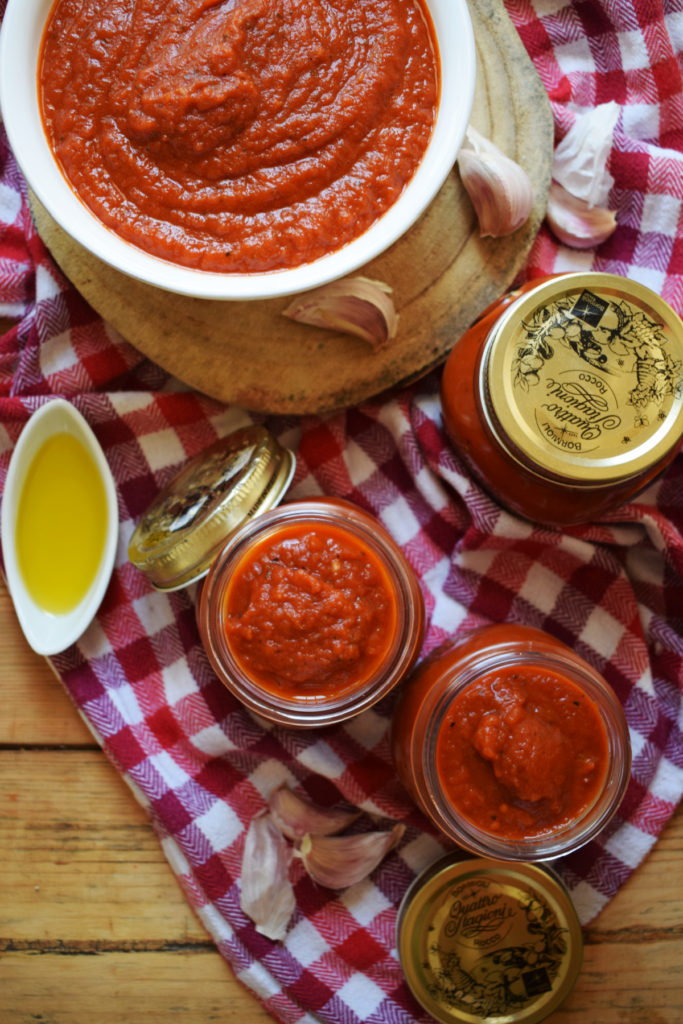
top-left (197, 498), bottom-right (425, 728)
top-left (441, 273), bottom-right (683, 525)
top-left (391, 624), bottom-right (631, 861)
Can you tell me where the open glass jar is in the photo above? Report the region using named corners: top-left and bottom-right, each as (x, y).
top-left (391, 623), bottom-right (631, 861)
top-left (197, 497), bottom-right (425, 728)
top-left (128, 427), bottom-right (426, 727)
top-left (440, 273), bottom-right (683, 525)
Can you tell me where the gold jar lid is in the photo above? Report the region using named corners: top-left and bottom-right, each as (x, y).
top-left (128, 425), bottom-right (295, 590)
top-left (397, 855), bottom-right (582, 1024)
top-left (482, 273), bottom-right (683, 484)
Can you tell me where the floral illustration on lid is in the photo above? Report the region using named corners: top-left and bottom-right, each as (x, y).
top-left (485, 276), bottom-right (683, 483)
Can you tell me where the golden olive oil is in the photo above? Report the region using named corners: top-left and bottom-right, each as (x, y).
top-left (15, 431), bottom-right (109, 614)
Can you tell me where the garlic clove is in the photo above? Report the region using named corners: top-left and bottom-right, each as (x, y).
top-left (281, 276), bottom-right (398, 350)
top-left (457, 125), bottom-right (534, 237)
top-left (552, 101), bottom-right (619, 209)
top-left (269, 784), bottom-right (362, 841)
top-left (297, 824), bottom-right (405, 889)
top-left (546, 180), bottom-right (617, 249)
top-left (240, 812), bottom-right (296, 941)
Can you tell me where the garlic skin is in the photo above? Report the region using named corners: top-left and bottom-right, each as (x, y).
top-left (240, 813), bottom-right (296, 941)
top-left (546, 103), bottom-right (619, 248)
top-left (281, 276), bottom-right (398, 350)
top-left (546, 180), bottom-right (617, 249)
top-left (269, 784), bottom-right (361, 841)
top-left (552, 102), bottom-right (618, 209)
top-left (297, 824), bottom-right (405, 889)
top-left (457, 126), bottom-right (534, 237)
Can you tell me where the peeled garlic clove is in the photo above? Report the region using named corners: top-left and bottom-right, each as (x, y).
top-left (240, 813), bottom-right (296, 941)
top-left (282, 277), bottom-right (398, 350)
top-left (269, 784), bottom-right (362, 841)
top-left (297, 824), bottom-right (405, 889)
top-left (546, 180), bottom-right (617, 249)
top-left (458, 126), bottom-right (534, 237)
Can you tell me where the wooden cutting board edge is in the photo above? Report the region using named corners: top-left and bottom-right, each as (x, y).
top-left (30, 0), bottom-right (554, 415)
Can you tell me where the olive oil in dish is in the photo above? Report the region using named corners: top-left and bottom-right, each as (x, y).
top-left (2, 399), bottom-right (118, 655)
top-left (15, 430), bottom-right (109, 613)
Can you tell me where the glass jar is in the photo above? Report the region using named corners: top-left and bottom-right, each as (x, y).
top-left (440, 272), bottom-right (683, 525)
top-left (197, 497), bottom-right (425, 728)
top-left (391, 623), bottom-right (631, 861)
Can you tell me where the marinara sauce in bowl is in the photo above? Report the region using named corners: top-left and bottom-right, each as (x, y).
top-left (0, 0), bottom-right (475, 300)
top-left (391, 624), bottom-right (631, 860)
top-left (197, 498), bottom-right (425, 726)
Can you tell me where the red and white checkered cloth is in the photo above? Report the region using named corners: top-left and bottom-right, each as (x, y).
top-left (1, 2), bottom-right (682, 1021)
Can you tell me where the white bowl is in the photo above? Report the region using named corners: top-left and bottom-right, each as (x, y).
top-left (0, 0), bottom-right (475, 301)
top-left (1, 399), bottom-right (119, 656)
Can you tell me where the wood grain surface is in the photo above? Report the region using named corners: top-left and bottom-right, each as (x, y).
top-left (2, 1), bottom-right (682, 1017)
top-left (1, 576), bottom-right (682, 1024)
top-left (31, 0), bottom-right (554, 415)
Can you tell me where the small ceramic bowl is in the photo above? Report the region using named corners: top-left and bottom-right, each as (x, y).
top-left (1, 399), bottom-right (119, 655)
top-left (0, 0), bottom-right (475, 301)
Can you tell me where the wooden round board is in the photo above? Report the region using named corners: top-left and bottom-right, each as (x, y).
top-left (31, 0), bottom-right (553, 416)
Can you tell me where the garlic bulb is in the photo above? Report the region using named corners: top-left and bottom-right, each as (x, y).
top-left (457, 126), bottom-right (534, 237)
top-left (297, 824), bottom-right (405, 889)
top-left (269, 784), bottom-right (361, 841)
top-left (546, 180), bottom-right (617, 249)
top-left (240, 813), bottom-right (296, 941)
top-left (282, 276), bottom-right (398, 349)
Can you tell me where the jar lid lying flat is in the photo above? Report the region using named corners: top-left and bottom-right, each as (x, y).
top-left (128, 425), bottom-right (295, 590)
top-left (483, 272), bottom-right (683, 484)
top-left (397, 854), bottom-right (583, 1024)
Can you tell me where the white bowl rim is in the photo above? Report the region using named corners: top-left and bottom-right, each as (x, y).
top-left (0, 0), bottom-right (476, 301)
top-left (1, 398), bottom-right (119, 656)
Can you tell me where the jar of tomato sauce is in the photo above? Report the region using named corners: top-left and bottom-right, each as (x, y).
top-left (197, 498), bottom-right (425, 727)
top-left (128, 426), bottom-right (426, 727)
top-left (391, 623), bottom-right (630, 861)
top-left (441, 272), bottom-right (683, 525)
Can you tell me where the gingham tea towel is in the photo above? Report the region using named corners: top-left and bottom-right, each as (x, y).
top-left (1, 1), bottom-right (682, 1022)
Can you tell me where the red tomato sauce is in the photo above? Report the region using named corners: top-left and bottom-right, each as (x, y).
top-left (437, 664), bottom-right (609, 839)
top-left (39, 0), bottom-right (439, 273)
top-left (222, 522), bottom-right (397, 700)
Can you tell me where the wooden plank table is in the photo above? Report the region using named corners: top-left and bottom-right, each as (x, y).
top-left (1, 576), bottom-right (682, 1023)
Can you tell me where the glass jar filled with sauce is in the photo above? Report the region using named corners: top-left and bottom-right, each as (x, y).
top-left (441, 273), bottom-right (683, 525)
top-left (197, 498), bottom-right (425, 728)
top-left (391, 623), bottom-right (631, 861)
top-left (128, 426), bottom-right (426, 727)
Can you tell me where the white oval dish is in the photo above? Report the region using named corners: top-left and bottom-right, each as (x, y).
top-left (0, 0), bottom-right (475, 302)
top-left (1, 398), bottom-right (119, 656)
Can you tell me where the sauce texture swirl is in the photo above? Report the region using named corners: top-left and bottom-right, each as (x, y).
top-left (222, 521), bottom-right (397, 700)
top-left (436, 665), bottom-right (609, 840)
top-left (39, 0), bottom-right (439, 273)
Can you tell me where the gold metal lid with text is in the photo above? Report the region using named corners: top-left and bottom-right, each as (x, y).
top-left (397, 855), bottom-right (583, 1024)
top-left (482, 273), bottom-right (683, 484)
top-left (128, 425), bottom-right (295, 590)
